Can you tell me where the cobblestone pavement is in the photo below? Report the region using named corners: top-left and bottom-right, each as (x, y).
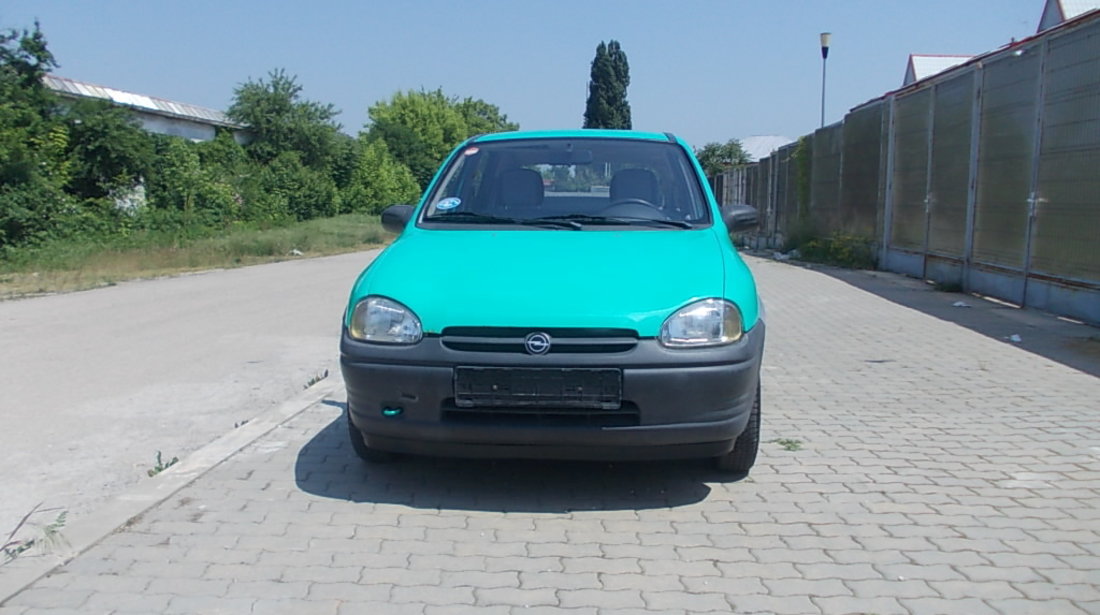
top-left (3, 256), bottom-right (1099, 614)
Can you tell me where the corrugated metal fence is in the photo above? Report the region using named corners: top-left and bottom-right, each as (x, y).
top-left (723, 13), bottom-right (1100, 325)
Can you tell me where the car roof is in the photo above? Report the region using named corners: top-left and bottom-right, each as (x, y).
top-left (471, 129), bottom-right (676, 144)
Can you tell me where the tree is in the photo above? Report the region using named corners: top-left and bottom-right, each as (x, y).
top-left (0, 21), bottom-right (71, 249)
top-left (227, 69), bottom-right (341, 171)
top-left (456, 97), bottom-right (518, 135)
top-left (367, 89), bottom-right (516, 188)
top-left (63, 99), bottom-right (154, 200)
top-left (583, 40), bottom-right (631, 130)
top-left (695, 139), bottom-right (750, 177)
top-left (341, 138), bottom-right (421, 214)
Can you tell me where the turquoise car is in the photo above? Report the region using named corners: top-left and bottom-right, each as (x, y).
top-left (340, 130), bottom-right (765, 474)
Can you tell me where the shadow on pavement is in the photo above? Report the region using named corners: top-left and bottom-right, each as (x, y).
top-left (294, 410), bottom-right (729, 513)
top-left (807, 262), bottom-right (1100, 378)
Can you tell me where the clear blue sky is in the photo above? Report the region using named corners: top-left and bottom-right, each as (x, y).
top-left (3, 1), bottom-right (1041, 148)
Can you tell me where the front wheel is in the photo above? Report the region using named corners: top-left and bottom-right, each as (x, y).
top-left (714, 382), bottom-right (760, 475)
top-left (347, 408), bottom-right (394, 463)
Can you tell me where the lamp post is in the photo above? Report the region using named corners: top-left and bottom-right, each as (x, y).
top-left (820, 32), bottom-right (832, 128)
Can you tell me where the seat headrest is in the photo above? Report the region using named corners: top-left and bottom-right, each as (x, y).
top-left (610, 168), bottom-right (659, 203)
top-left (499, 168), bottom-right (544, 211)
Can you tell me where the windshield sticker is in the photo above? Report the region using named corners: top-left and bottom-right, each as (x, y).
top-left (435, 197), bottom-right (462, 211)
top-left (463, 147), bottom-right (480, 156)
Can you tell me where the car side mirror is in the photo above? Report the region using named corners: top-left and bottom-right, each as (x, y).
top-left (721, 204), bottom-right (759, 233)
top-left (380, 204), bottom-right (415, 234)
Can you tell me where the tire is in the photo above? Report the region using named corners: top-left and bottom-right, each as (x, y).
top-left (347, 408), bottom-right (394, 463)
top-left (714, 381), bottom-right (760, 475)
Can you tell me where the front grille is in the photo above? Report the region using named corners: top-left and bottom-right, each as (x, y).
top-left (441, 327), bottom-right (638, 354)
top-left (442, 401), bottom-right (641, 428)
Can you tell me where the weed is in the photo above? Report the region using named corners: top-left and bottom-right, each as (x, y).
top-left (2, 503), bottom-right (68, 566)
top-left (797, 233), bottom-right (878, 269)
top-left (304, 368), bottom-right (330, 390)
top-left (769, 438), bottom-right (803, 452)
top-left (147, 451), bottom-right (179, 477)
top-left (932, 280), bottom-right (964, 293)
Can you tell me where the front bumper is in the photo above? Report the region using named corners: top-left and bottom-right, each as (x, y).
top-left (340, 322), bottom-right (765, 461)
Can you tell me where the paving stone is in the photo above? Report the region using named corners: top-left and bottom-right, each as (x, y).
top-left (518, 571), bottom-right (599, 590)
top-left (474, 588), bottom-right (558, 607)
top-left (6, 257), bottom-right (1100, 615)
top-left (900, 597), bottom-right (1001, 615)
top-left (557, 589), bottom-right (645, 609)
top-left (811, 596), bottom-right (908, 615)
top-left (642, 591), bottom-right (730, 612)
top-left (984, 598), bottom-right (1092, 615)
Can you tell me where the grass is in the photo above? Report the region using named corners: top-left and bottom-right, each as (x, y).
top-left (3, 503), bottom-right (67, 566)
top-left (0, 213), bottom-right (388, 299)
top-left (768, 438), bottom-right (804, 452)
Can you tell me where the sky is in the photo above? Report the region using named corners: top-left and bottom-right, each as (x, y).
top-left (3, 1), bottom-right (1044, 149)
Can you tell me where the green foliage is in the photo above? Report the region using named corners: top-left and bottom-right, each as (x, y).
top-left (367, 89), bottom-right (468, 189)
top-left (146, 451), bottom-right (179, 477)
top-left (63, 99), bottom-right (154, 199)
top-left (367, 89), bottom-right (516, 188)
top-left (796, 233), bottom-right (877, 269)
top-left (146, 137), bottom-right (239, 225)
top-left (455, 97), bottom-right (519, 135)
top-left (583, 40), bottom-right (631, 130)
top-left (1, 23), bottom-right (518, 258)
top-left (695, 139), bottom-right (750, 177)
top-left (256, 152), bottom-right (338, 221)
top-left (0, 177), bottom-right (76, 248)
top-left (227, 68), bottom-right (341, 171)
top-left (342, 138), bottom-right (421, 214)
top-left (0, 21), bottom-right (57, 109)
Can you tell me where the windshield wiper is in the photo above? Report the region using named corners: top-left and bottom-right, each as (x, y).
top-left (533, 214), bottom-right (694, 229)
top-left (424, 211), bottom-right (581, 230)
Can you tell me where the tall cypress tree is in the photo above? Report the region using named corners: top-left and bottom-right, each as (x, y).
top-left (583, 40), bottom-right (631, 129)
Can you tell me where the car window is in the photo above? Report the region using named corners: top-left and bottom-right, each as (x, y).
top-left (420, 138), bottom-right (711, 227)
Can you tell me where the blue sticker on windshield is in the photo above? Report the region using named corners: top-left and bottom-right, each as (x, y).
top-left (436, 197), bottom-right (461, 211)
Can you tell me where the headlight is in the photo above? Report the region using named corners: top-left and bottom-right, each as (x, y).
top-left (659, 299), bottom-right (743, 347)
top-left (348, 296), bottom-right (423, 344)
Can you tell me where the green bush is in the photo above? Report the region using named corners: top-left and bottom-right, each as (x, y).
top-left (257, 152), bottom-right (338, 221)
top-left (796, 233), bottom-right (877, 270)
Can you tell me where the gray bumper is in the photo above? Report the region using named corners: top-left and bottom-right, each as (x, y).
top-left (340, 322), bottom-right (765, 460)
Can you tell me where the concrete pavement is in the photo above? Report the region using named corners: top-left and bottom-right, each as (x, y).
top-left (0, 250), bottom-right (380, 528)
top-left (2, 254), bottom-right (1098, 614)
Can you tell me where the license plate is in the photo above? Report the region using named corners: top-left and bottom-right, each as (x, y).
top-left (454, 367), bottom-right (622, 410)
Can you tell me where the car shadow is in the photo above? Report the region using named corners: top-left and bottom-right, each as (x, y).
top-left (294, 407), bottom-right (734, 513)
top-left (763, 257), bottom-right (1100, 378)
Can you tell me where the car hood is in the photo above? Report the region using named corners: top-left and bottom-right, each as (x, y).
top-left (350, 227), bottom-right (748, 336)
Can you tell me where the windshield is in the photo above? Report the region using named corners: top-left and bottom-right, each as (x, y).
top-left (419, 138), bottom-right (711, 228)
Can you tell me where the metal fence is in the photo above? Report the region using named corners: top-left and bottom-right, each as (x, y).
top-left (720, 12), bottom-right (1100, 325)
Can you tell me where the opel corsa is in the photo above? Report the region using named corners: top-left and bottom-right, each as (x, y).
top-left (340, 130), bottom-right (765, 474)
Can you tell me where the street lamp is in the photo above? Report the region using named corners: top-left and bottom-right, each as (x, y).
top-left (820, 32), bottom-right (832, 128)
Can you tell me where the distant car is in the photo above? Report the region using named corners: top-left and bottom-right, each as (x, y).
top-left (340, 129), bottom-right (765, 474)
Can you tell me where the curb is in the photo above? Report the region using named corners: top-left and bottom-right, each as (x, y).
top-left (0, 380), bottom-right (338, 604)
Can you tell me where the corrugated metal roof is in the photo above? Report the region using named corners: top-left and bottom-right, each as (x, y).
top-left (42, 74), bottom-right (243, 129)
top-left (740, 135), bottom-right (796, 162)
top-left (904, 55), bottom-right (973, 86)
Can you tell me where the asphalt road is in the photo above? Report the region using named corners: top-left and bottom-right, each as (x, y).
top-left (0, 250), bottom-right (380, 532)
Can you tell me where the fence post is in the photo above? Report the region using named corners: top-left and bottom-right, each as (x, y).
top-left (963, 64), bottom-right (984, 291)
top-left (1021, 39), bottom-right (1049, 306)
top-left (880, 95), bottom-right (898, 267)
top-left (921, 85), bottom-right (937, 280)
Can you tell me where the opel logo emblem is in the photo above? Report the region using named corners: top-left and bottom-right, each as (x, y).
top-left (524, 332), bottom-right (552, 355)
